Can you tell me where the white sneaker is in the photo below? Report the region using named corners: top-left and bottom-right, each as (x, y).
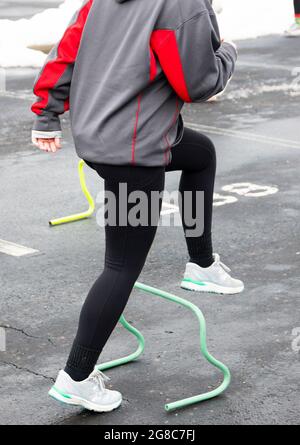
top-left (49, 369), bottom-right (122, 412)
top-left (285, 23), bottom-right (300, 37)
top-left (181, 254), bottom-right (244, 295)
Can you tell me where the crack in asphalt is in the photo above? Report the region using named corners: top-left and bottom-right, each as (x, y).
top-left (0, 324), bottom-right (56, 346)
top-left (0, 360), bottom-right (55, 383)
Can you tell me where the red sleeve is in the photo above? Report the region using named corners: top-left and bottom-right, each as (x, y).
top-left (150, 30), bottom-right (192, 103)
top-left (32, 0), bottom-right (93, 120)
top-left (150, 11), bottom-right (237, 103)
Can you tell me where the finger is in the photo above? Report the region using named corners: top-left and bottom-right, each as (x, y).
top-left (50, 141), bottom-right (57, 153)
top-left (41, 138), bottom-right (56, 152)
top-left (54, 137), bottom-right (62, 149)
top-left (207, 95), bottom-right (217, 102)
top-left (44, 141), bottom-right (53, 152)
top-left (40, 140), bottom-right (51, 152)
top-left (37, 140), bottom-right (48, 151)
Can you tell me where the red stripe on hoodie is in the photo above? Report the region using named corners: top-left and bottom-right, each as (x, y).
top-left (32, 0), bottom-right (93, 116)
top-left (131, 93), bottom-right (142, 165)
top-left (149, 47), bottom-right (157, 82)
top-left (150, 30), bottom-right (192, 103)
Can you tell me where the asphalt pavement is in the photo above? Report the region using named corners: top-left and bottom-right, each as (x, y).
top-left (0, 18), bottom-right (299, 425)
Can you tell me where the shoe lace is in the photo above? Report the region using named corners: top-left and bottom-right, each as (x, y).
top-left (215, 255), bottom-right (231, 273)
top-left (90, 369), bottom-right (110, 391)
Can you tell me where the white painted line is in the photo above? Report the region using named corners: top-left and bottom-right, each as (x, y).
top-left (186, 122), bottom-right (300, 150)
top-left (222, 183), bottom-right (278, 198)
top-left (0, 328), bottom-right (6, 352)
top-left (162, 183), bottom-right (278, 210)
top-left (0, 239), bottom-right (39, 257)
top-left (238, 61), bottom-right (295, 72)
top-left (161, 201), bottom-right (179, 216)
top-left (213, 193), bottom-right (238, 207)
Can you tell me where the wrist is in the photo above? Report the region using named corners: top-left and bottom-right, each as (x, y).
top-left (32, 112), bottom-right (62, 133)
top-left (32, 130), bottom-right (62, 140)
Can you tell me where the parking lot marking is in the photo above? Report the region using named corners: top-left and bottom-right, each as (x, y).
top-left (238, 61), bottom-right (295, 72)
top-left (161, 202), bottom-right (179, 216)
top-left (186, 122), bottom-right (300, 150)
top-left (222, 183), bottom-right (278, 198)
top-left (0, 328), bottom-right (6, 352)
top-left (0, 239), bottom-right (39, 257)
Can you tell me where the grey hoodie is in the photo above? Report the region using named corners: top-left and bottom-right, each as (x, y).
top-left (32, 0), bottom-right (237, 166)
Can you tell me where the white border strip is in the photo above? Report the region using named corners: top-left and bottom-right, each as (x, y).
top-left (186, 122), bottom-right (300, 150)
top-left (0, 239), bottom-right (39, 257)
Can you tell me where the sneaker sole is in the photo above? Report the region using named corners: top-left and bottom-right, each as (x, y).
top-left (181, 280), bottom-right (244, 295)
top-left (48, 387), bottom-right (122, 413)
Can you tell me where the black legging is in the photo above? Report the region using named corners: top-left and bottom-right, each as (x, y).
top-left (295, 0), bottom-right (300, 15)
top-left (65, 127), bottom-right (216, 381)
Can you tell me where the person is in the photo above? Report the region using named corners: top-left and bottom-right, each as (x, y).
top-left (31, 0), bottom-right (243, 413)
top-left (286, 0), bottom-right (300, 36)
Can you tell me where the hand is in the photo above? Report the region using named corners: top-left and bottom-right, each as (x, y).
top-left (32, 137), bottom-right (62, 153)
top-left (206, 77), bottom-right (232, 102)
